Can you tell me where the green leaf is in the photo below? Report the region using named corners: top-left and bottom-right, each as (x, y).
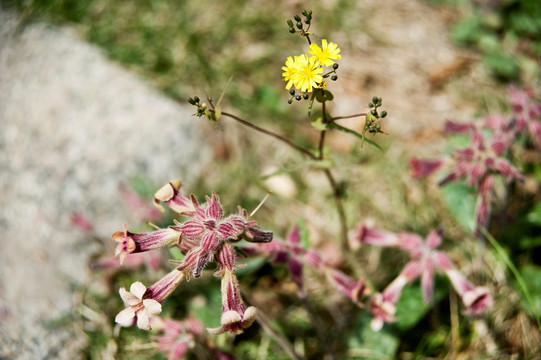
top-left (452, 16), bottom-right (484, 44)
top-left (526, 202), bottom-right (541, 226)
top-left (442, 181), bottom-right (477, 233)
top-left (518, 265), bottom-right (541, 316)
top-left (395, 277), bottom-right (448, 331)
top-left (315, 90), bottom-right (334, 103)
top-left (483, 52), bottom-right (519, 81)
top-left (168, 246), bottom-right (184, 261)
top-left (311, 116), bottom-right (328, 131)
top-left (235, 256), bottom-right (267, 276)
top-left (519, 236), bottom-right (541, 250)
top-left (188, 286), bottom-right (223, 329)
top-left (348, 313), bottom-right (399, 360)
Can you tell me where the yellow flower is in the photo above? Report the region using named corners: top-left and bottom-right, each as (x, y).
top-left (294, 55), bottom-right (323, 92)
top-left (282, 55), bottom-right (300, 90)
top-left (308, 39), bottom-right (341, 67)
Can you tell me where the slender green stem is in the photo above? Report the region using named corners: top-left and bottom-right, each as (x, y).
top-left (479, 227), bottom-right (541, 330)
top-left (330, 113), bottom-right (367, 121)
top-left (323, 169), bottom-right (348, 250)
top-left (220, 111), bottom-right (315, 159)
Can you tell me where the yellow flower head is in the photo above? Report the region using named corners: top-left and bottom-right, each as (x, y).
top-left (282, 55), bottom-right (300, 90)
top-left (308, 39), bottom-right (341, 67)
top-left (282, 54), bottom-right (323, 93)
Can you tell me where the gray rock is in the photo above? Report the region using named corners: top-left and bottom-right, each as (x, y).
top-left (0, 8), bottom-right (208, 359)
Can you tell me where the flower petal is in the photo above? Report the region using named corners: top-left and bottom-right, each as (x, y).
top-left (115, 307), bottom-right (137, 327)
top-left (143, 298), bottom-right (162, 316)
top-left (130, 281), bottom-right (147, 300)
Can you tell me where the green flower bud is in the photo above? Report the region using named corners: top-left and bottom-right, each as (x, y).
top-left (381, 111), bottom-right (387, 118)
top-left (295, 95), bottom-right (302, 101)
top-left (194, 96), bottom-right (200, 103)
top-left (303, 93), bottom-right (309, 100)
top-left (331, 75), bottom-right (338, 81)
top-left (188, 97), bottom-right (196, 105)
top-left (368, 103), bottom-right (374, 108)
top-left (289, 27), bottom-right (295, 33)
top-left (332, 63), bottom-right (339, 70)
top-left (288, 98), bottom-right (293, 104)
top-left (289, 89), bottom-right (296, 96)
top-left (294, 14), bottom-right (301, 22)
top-left (287, 19), bottom-right (293, 27)
top-left (301, 9), bottom-right (308, 16)
top-left (304, 18), bottom-right (311, 25)
top-left (372, 96), bottom-right (378, 105)
top-left (296, 21), bottom-right (303, 29)
top-left (371, 109), bottom-right (377, 117)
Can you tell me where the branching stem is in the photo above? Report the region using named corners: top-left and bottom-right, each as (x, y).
top-left (217, 109), bottom-right (349, 249)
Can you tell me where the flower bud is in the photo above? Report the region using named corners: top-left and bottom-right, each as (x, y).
top-left (333, 63), bottom-right (339, 70)
top-left (331, 75), bottom-right (338, 81)
top-left (294, 14), bottom-right (301, 22)
top-left (287, 19), bottom-right (293, 27)
top-left (381, 111), bottom-right (387, 118)
top-left (296, 21), bottom-right (303, 29)
top-left (289, 27), bottom-right (295, 33)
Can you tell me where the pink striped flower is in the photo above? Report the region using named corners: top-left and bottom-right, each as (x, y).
top-left (207, 267), bottom-right (257, 335)
top-left (410, 120), bottom-right (522, 231)
top-left (370, 262), bottom-right (420, 331)
top-left (172, 193), bottom-right (272, 279)
top-left (508, 86), bottom-right (541, 147)
top-left (113, 180), bottom-right (273, 335)
top-left (113, 225), bottom-right (181, 264)
top-left (355, 223), bottom-right (492, 327)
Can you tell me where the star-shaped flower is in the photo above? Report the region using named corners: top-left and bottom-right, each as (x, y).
top-left (115, 282), bottom-right (162, 330)
top-left (308, 39), bottom-right (341, 67)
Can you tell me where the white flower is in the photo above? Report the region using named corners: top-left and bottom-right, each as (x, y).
top-left (115, 281), bottom-right (162, 330)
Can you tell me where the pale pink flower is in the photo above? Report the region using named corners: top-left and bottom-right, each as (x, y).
top-left (356, 223), bottom-right (492, 324)
top-left (151, 317), bottom-right (196, 360)
top-left (508, 86), bottom-right (541, 147)
top-left (172, 193), bottom-right (271, 278)
top-left (444, 267), bottom-right (493, 314)
top-left (153, 180), bottom-right (195, 215)
top-left (113, 225), bottom-right (181, 264)
top-left (115, 269), bottom-right (186, 330)
top-left (325, 268), bottom-right (367, 306)
top-left (370, 262), bottom-right (420, 331)
top-left (115, 282), bottom-right (162, 330)
top-left (410, 122), bottom-right (522, 231)
top-left (207, 268), bottom-right (257, 335)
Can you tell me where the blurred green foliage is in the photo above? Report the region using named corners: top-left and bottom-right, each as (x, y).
top-left (451, 0), bottom-right (541, 81)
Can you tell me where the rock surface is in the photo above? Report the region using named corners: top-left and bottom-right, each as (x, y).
top-left (0, 9), bottom-right (208, 359)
